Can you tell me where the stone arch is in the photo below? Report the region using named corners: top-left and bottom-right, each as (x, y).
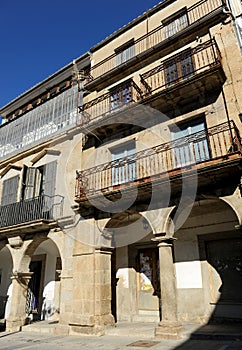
top-left (142, 207), bottom-right (176, 237)
top-left (104, 210), bottom-right (154, 248)
top-left (220, 194), bottom-right (242, 226)
top-left (20, 234), bottom-right (49, 273)
top-left (18, 234), bottom-right (62, 322)
top-left (173, 197), bottom-right (239, 239)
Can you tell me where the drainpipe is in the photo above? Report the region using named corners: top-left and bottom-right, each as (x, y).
top-left (223, 0), bottom-right (235, 21)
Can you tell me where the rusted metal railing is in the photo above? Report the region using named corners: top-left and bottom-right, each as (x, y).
top-left (0, 195), bottom-right (64, 228)
top-left (75, 121), bottom-right (241, 201)
top-left (140, 38), bottom-right (221, 96)
top-left (87, 0), bottom-right (225, 81)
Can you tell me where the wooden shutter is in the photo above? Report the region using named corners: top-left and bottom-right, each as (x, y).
top-left (1, 175), bottom-right (19, 205)
top-left (24, 167), bottom-right (38, 199)
top-left (43, 161), bottom-right (57, 197)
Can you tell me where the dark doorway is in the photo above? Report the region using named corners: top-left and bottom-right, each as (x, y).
top-left (26, 255), bottom-right (45, 321)
top-left (206, 237), bottom-right (242, 320)
top-left (137, 248), bottom-right (161, 319)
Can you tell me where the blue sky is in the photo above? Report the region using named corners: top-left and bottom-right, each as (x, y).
top-left (0, 0), bottom-right (161, 108)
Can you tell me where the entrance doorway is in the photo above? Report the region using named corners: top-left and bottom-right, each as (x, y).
top-left (137, 248), bottom-right (160, 320)
top-left (26, 255), bottom-right (45, 321)
top-left (206, 237), bottom-right (242, 320)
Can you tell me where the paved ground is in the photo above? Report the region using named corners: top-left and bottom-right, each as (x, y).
top-left (0, 322), bottom-right (242, 350)
top-left (0, 331), bottom-right (242, 350)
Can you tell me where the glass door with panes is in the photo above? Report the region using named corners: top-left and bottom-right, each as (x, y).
top-left (110, 84), bottom-right (132, 111)
top-left (111, 142), bottom-right (136, 186)
top-left (165, 50), bottom-right (194, 86)
top-left (171, 119), bottom-right (210, 168)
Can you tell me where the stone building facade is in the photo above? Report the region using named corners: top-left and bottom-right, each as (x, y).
top-left (0, 0), bottom-right (241, 339)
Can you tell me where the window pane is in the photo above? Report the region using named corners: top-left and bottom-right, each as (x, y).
top-left (165, 62), bottom-right (178, 85)
top-left (181, 53), bottom-right (194, 78)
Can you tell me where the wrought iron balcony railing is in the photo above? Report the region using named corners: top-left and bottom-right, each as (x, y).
top-left (78, 79), bottom-right (142, 127)
top-left (0, 195), bottom-right (64, 228)
top-left (140, 38), bottom-right (222, 96)
top-left (75, 121), bottom-right (242, 202)
top-left (78, 39), bottom-right (222, 129)
top-left (87, 0), bottom-right (225, 82)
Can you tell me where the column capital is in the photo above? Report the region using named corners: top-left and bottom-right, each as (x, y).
top-left (152, 233), bottom-right (176, 246)
top-left (11, 271), bottom-right (33, 285)
top-left (95, 246), bottom-right (113, 255)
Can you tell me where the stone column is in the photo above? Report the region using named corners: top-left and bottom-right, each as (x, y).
top-left (154, 236), bottom-right (181, 340)
top-left (69, 244), bottom-right (114, 336)
top-left (6, 272), bottom-right (33, 332)
top-left (94, 247), bottom-right (115, 329)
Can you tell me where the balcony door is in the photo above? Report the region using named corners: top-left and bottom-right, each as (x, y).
top-left (115, 39), bottom-right (135, 66)
top-left (163, 9), bottom-right (188, 39)
top-left (110, 82), bottom-right (132, 112)
top-left (171, 119), bottom-right (210, 168)
top-left (111, 142), bottom-right (136, 186)
top-left (165, 49), bottom-right (194, 86)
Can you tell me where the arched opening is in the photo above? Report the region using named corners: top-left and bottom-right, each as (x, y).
top-left (105, 211), bottom-right (160, 324)
top-left (0, 246), bottom-right (13, 330)
top-left (24, 238), bottom-right (62, 323)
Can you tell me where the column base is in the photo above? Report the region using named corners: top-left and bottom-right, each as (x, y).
top-left (69, 324), bottom-right (104, 336)
top-left (155, 321), bottom-right (182, 340)
top-left (6, 317), bottom-right (26, 332)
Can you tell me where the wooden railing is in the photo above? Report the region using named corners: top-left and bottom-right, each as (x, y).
top-left (87, 0), bottom-right (225, 81)
top-left (78, 79), bottom-right (142, 126)
top-left (0, 195), bottom-right (64, 228)
top-left (75, 121), bottom-right (242, 201)
top-left (140, 38), bottom-right (221, 95)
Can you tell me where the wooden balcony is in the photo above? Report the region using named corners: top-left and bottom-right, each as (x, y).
top-left (78, 39), bottom-right (225, 134)
top-left (0, 195), bottom-right (63, 234)
top-left (86, 0), bottom-right (227, 91)
top-left (75, 121), bottom-right (242, 207)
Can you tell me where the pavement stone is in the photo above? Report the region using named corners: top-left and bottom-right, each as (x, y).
top-left (0, 321), bottom-right (242, 350)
